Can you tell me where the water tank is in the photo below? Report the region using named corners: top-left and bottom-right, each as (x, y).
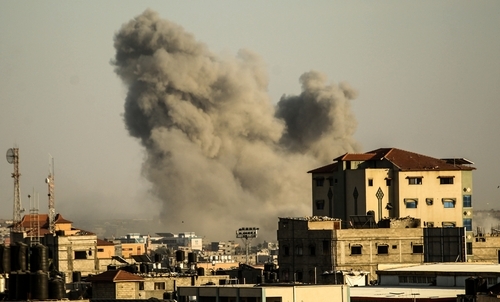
top-left (154, 253), bottom-right (162, 263)
top-left (72, 271), bottom-right (82, 282)
top-left (49, 277), bottom-right (65, 300)
top-left (0, 245), bottom-right (10, 273)
top-left (140, 263), bottom-right (149, 274)
top-left (188, 252), bottom-right (196, 263)
top-left (10, 242), bottom-right (28, 272)
top-left (175, 250), bottom-right (185, 262)
top-left (0, 275), bottom-right (4, 293)
top-left (30, 271), bottom-right (49, 300)
top-left (16, 271), bottom-right (29, 300)
top-left (8, 271), bottom-right (18, 300)
top-left (30, 244), bottom-right (49, 272)
top-left (197, 267), bottom-right (205, 276)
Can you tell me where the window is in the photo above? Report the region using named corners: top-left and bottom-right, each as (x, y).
top-left (377, 245), bottom-right (389, 255)
top-left (487, 277), bottom-right (498, 286)
top-left (426, 222), bottom-right (434, 228)
top-left (322, 240), bottom-right (330, 255)
top-left (97, 248), bottom-right (104, 252)
top-left (408, 177), bottom-right (422, 185)
top-left (368, 179), bottom-right (373, 186)
top-left (295, 245), bottom-right (303, 256)
top-left (392, 245), bottom-right (398, 249)
top-left (404, 198), bottom-right (418, 208)
top-left (439, 176), bottom-right (454, 184)
top-left (154, 282), bottom-right (166, 290)
top-left (351, 245), bottom-right (362, 255)
top-left (139, 282), bottom-right (144, 290)
top-left (442, 198), bottom-right (456, 208)
top-left (412, 244), bottom-right (423, 254)
top-left (315, 177), bottom-right (325, 187)
top-left (442, 222), bottom-right (456, 228)
top-left (386, 178), bottom-right (392, 186)
top-left (328, 177), bottom-right (334, 186)
top-left (464, 218), bottom-right (472, 231)
top-left (309, 244), bottom-right (316, 256)
top-left (74, 251), bottom-right (87, 259)
top-left (425, 198), bottom-right (433, 205)
top-left (463, 195), bottom-right (472, 208)
top-left (283, 245), bottom-right (290, 256)
top-left (315, 200), bottom-right (325, 210)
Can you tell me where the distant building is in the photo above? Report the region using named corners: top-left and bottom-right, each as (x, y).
top-left (178, 284), bottom-right (350, 302)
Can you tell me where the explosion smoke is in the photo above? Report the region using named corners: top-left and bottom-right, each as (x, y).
top-left (113, 9), bottom-right (361, 240)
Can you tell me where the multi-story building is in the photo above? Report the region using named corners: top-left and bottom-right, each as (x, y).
top-left (308, 148), bottom-right (474, 240)
top-left (277, 216), bottom-right (425, 284)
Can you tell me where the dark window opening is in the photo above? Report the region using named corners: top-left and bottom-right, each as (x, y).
top-left (322, 241), bottom-right (330, 255)
top-left (466, 242), bottom-right (473, 255)
top-left (368, 179), bottom-right (373, 186)
top-left (377, 245), bottom-right (389, 255)
top-left (408, 177), bottom-right (422, 185)
top-left (315, 177), bottom-right (325, 187)
top-left (295, 245), bottom-right (303, 256)
top-left (74, 251), bottom-right (87, 259)
top-left (412, 244), bottom-right (423, 254)
top-left (439, 177), bottom-right (454, 184)
top-left (351, 245), bottom-right (362, 255)
top-left (386, 178), bottom-right (392, 186)
top-left (283, 245), bottom-right (290, 256)
top-left (392, 245), bottom-right (397, 249)
top-left (315, 200), bottom-right (325, 210)
top-left (309, 245), bottom-right (316, 256)
top-left (426, 198), bottom-right (433, 205)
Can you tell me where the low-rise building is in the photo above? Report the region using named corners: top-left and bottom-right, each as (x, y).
top-left (177, 284), bottom-right (350, 302)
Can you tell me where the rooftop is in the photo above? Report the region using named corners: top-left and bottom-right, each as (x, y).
top-left (379, 263), bottom-right (500, 274)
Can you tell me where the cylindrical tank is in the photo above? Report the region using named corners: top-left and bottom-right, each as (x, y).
top-left (188, 252), bottom-right (196, 263)
top-left (16, 271), bottom-right (29, 300)
top-left (175, 250), bottom-right (185, 262)
top-left (0, 275), bottom-right (4, 293)
top-left (72, 271), bottom-right (82, 282)
top-left (49, 277), bottom-right (65, 300)
top-left (30, 271), bottom-right (49, 300)
top-left (8, 271), bottom-right (18, 300)
top-left (197, 267), bottom-right (205, 276)
top-left (140, 263), bottom-right (148, 274)
top-left (30, 244), bottom-right (49, 272)
top-left (10, 242), bottom-right (28, 272)
top-left (0, 245), bottom-right (9, 274)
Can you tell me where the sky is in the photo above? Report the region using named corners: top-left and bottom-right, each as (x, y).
top-left (1, 1), bottom-right (499, 241)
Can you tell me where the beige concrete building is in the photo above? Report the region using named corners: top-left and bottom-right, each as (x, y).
top-left (277, 216), bottom-right (425, 284)
top-left (177, 284), bottom-right (350, 302)
top-left (308, 148), bottom-right (475, 252)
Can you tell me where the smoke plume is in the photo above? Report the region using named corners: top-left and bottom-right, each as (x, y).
top-left (113, 9), bottom-right (361, 241)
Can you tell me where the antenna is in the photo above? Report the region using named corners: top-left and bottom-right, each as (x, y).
top-left (6, 148), bottom-right (23, 232)
top-left (46, 155), bottom-right (55, 234)
top-left (29, 190), bottom-right (40, 246)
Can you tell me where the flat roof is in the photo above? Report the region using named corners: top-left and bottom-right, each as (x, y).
top-left (380, 263), bottom-right (500, 273)
top-left (350, 286), bottom-right (464, 299)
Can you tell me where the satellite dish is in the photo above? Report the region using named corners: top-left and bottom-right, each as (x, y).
top-left (6, 148), bottom-right (15, 164)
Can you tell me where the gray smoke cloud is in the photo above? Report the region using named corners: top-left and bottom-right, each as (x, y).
top-left (113, 9), bottom-right (361, 241)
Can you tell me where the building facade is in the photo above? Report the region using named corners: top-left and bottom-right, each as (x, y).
top-left (308, 148), bottom-right (474, 249)
top-left (277, 216), bottom-right (426, 284)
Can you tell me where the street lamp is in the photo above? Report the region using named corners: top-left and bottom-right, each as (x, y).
top-left (236, 227), bottom-right (259, 264)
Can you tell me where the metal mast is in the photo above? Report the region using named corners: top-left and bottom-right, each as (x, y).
top-left (6, 148), bottom-right (22, 232)
top-left (46, 156), bottom-right (55, 234)
top-left (29, 192), bottom-right (40, 246)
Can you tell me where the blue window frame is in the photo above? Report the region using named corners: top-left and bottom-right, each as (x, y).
top-left (463, 218), bottom-right (472, 231)
top-left (443, 198), bottom-right (456, 208)
top-left (404, 199), bottom-right (418, 208)
top-left (463, 195), bottom-right (472, 208)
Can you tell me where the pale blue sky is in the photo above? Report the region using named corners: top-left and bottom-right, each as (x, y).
top-left (1, 1), bottom-right (499, 237)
